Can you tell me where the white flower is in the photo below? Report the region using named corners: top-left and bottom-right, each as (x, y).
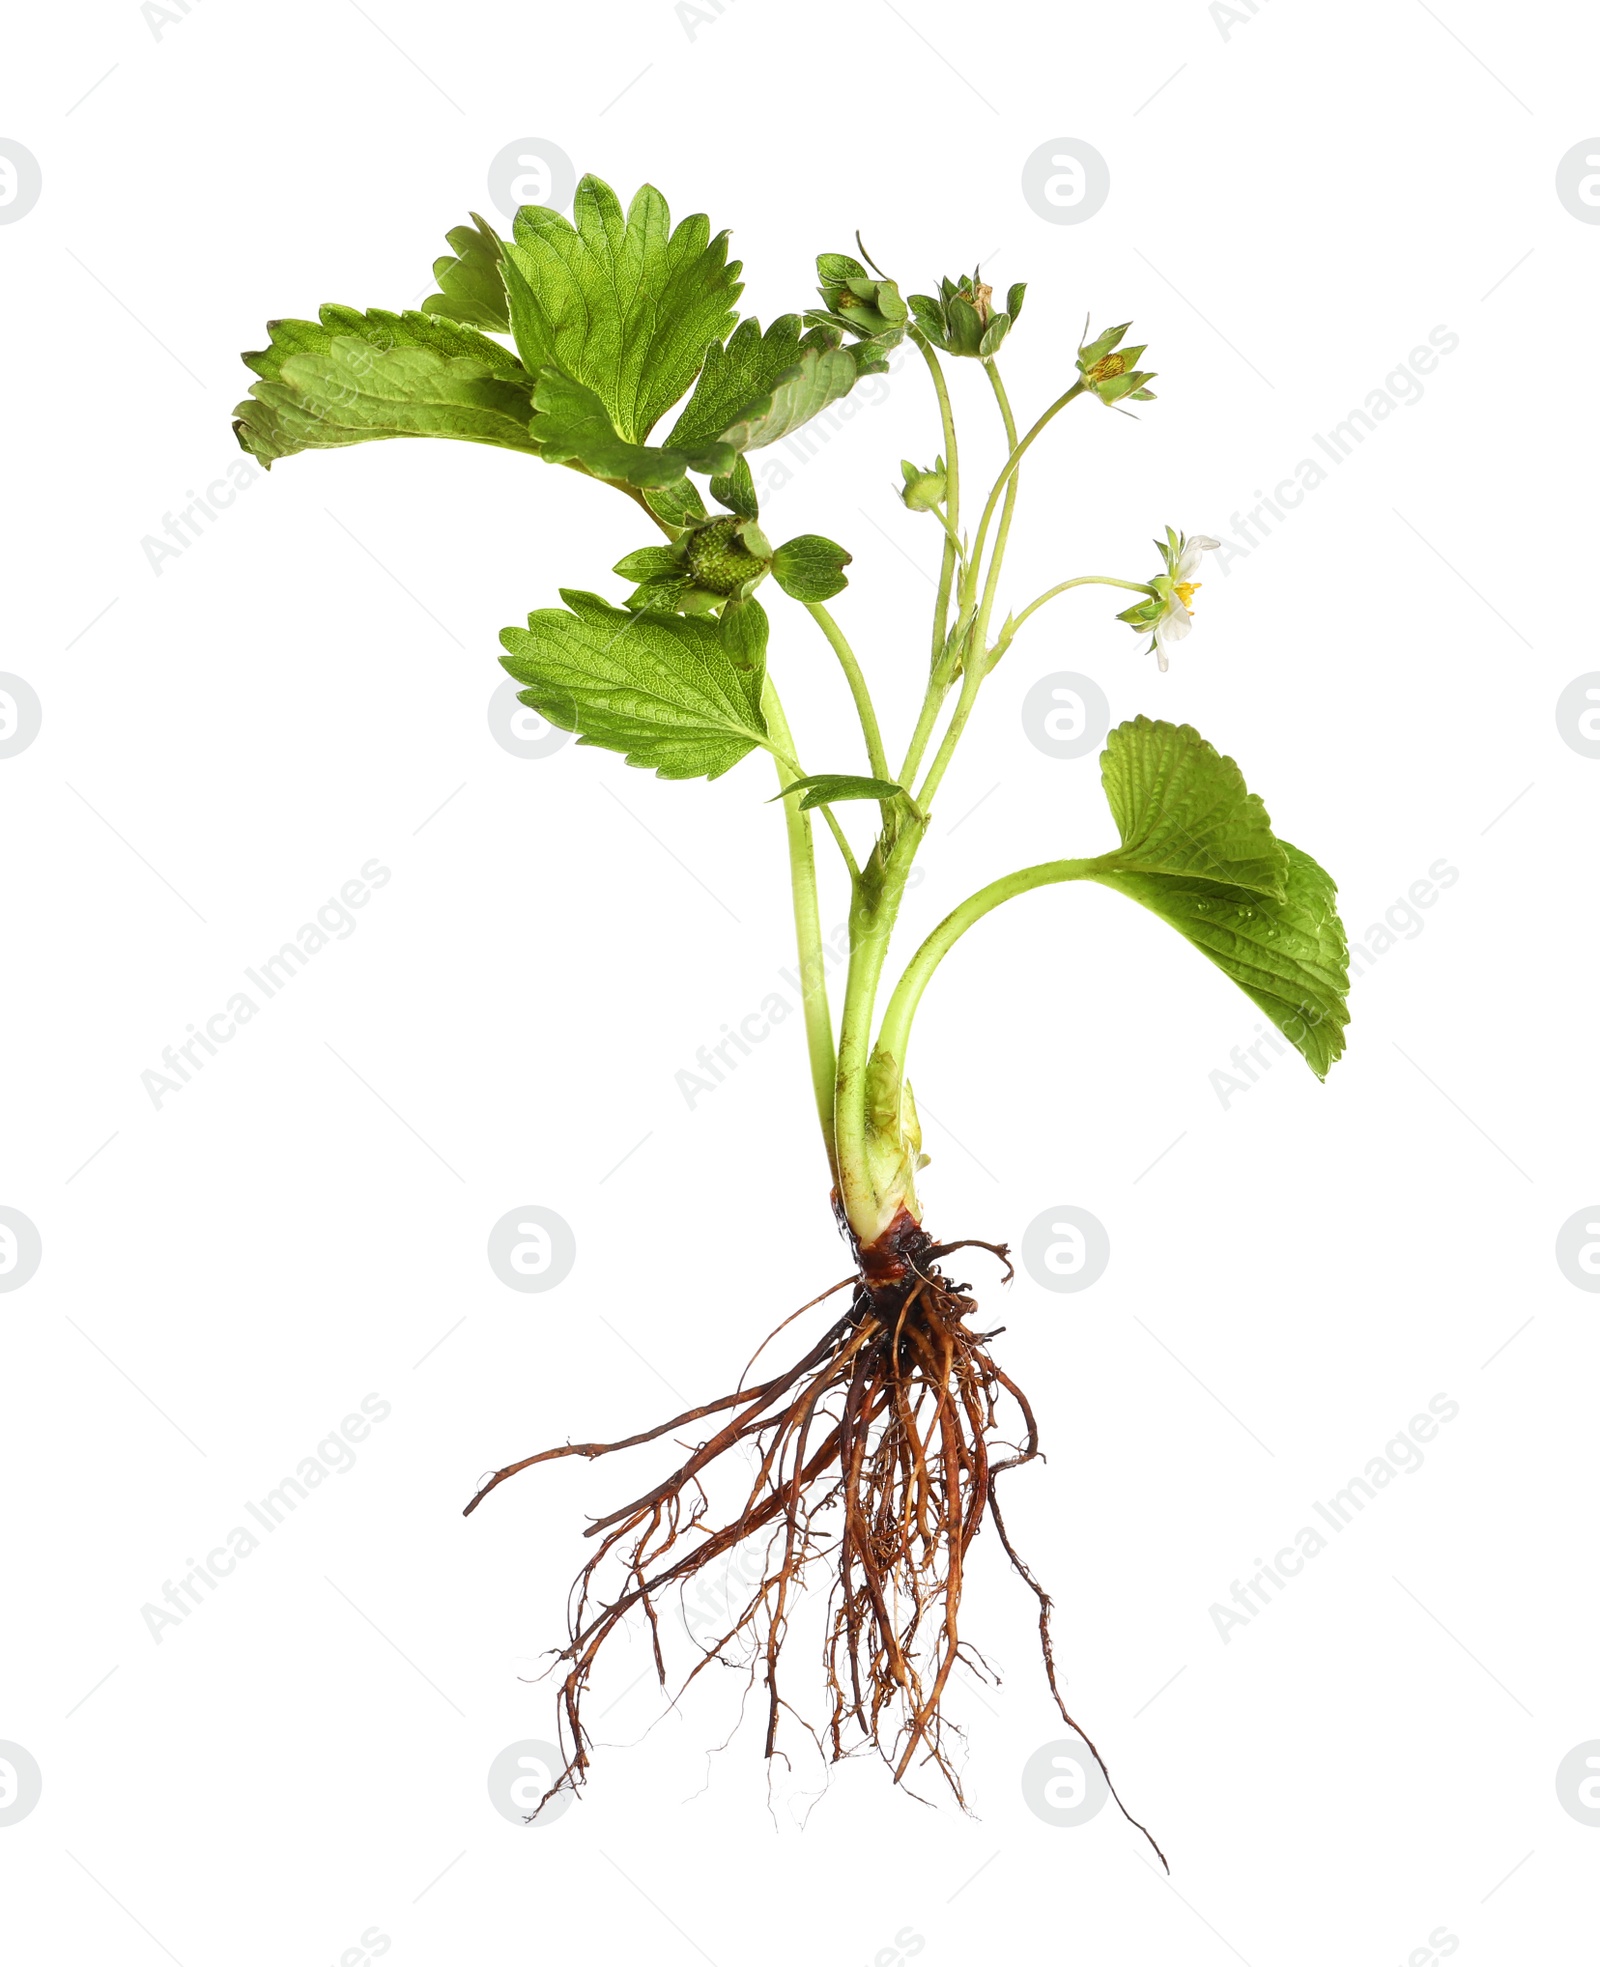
top-left (1152, 533), bottom-right (1219, 671)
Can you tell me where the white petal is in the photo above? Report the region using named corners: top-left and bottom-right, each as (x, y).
top-left (1153, 608), bottom-right (1188, 670)
top-left (1177, 536), bottom-right (1219, 577)
top-left (1189, 534), bottom-right (1221, 551)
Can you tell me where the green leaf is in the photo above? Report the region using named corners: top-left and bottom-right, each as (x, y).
top-left (501, 176), bottom-right (742, 444)
top-left (234, 333), bottom-right (538, 468)
top-left (667, 315), bottom-right (879, 457)
top-left (498, 590), bottom-right (768, 780)
top-left (709, 454), bottom-right (759, 520)
top-left (1091, 845), bottom-right (1350, 1078)
top-left (528, 370), bottom-right (734, 485)
top-left (1084, 718), bottom-right (1349, 1076)
top-left (644, 476), bottom-right (709, 531)
top-left (667, 315), bottom-right (812, 448)
top-left (718, 595), bottom-right (768, 673)
top-left (242, 305), bottom-right (526, 383)
top-left (612, 545), bottom-right (683, 580)
top-left (772, 534), bottom-right (852, 602)
top-left (769, 773), bottom-right (908, 812)
top-left (421, 213), bottom-right (511, 332)
top-left (1095, 715), bottom-right (1285, 896)
top-left (713, 342), bottom-right (863, 452)
top-left (622, 574), bottom-right (704, 615)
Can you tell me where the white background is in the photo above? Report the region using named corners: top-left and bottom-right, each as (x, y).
top-left (3, 1), bottom-right (1597, 1960)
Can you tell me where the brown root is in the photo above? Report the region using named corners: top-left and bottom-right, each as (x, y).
top-left (464, 1225), bottom-right (1166, 1867)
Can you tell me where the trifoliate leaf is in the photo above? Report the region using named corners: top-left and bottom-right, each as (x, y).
top-left (234, 336), bottom-right (538, 467)
top-left (529, 370), bottom-right (734, 485)
top-left (768, 772), bottom-right (908, 812)
top-left (421, 213), bottom-right (511, 332)
top-left (499, 590), bottom-right (768, 780)
top-left (771, 535), bottom-right (852, 602)
top-left (501, 176), bottom-right (742, 445)
top-left (1084, 717), bottom-right (1348, 1075)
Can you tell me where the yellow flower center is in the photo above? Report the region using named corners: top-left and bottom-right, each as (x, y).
top-left (1175, 580), bottom-right (1199, 610)
top-left (1086, 351), bottom-right (1128, 383)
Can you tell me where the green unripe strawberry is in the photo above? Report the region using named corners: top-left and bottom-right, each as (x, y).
top-left (684, 516), bottom-right (769, 596)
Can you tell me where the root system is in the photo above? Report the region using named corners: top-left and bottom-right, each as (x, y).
top-left (465, 1219), bottom-right (1165, 1865)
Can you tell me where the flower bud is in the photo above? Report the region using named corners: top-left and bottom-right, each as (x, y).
top-left (908, 270), bottom-right (1026, 360)
top-left (899, 457), bottom-right (947, 511)
top-left (812, 253), bottom-right (908, 342)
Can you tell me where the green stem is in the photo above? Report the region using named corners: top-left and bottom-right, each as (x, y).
top-left (839, 374), bottom-right (1090, 1238)
top-left (931, 509), bottom-right (968, 565)
top-left (915, 335), bottom-right (959, 669)
top-left (833, 833), bottom-right (921, 1241)
top-left (876, 859), bottom-right (1095, 1077)
top-left (896, 339), bottom-right (964, 790)
top-left (974, 360), bottom-right (1019, 647)
top-left (804, 601), bottom-right (891, 783)
top-left (909, 360), bottom-right (1038, 807)
top-left (762, 678), bottom-right (840, 1182)
top-left (913, 629), bottom-right (985, 811)
top-left (966, 379), bottom-right (1085, 586)
top-left (764, 732), bottom-right (860, 880)
top-left (816, 803), bottom-right (859, 880)
top-left (897, 365), bottom-right (1007, 786)
top-left (896, 605), bottom-right (971, 787)
top-left (1008, 573), bottom-right (1152, 638)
